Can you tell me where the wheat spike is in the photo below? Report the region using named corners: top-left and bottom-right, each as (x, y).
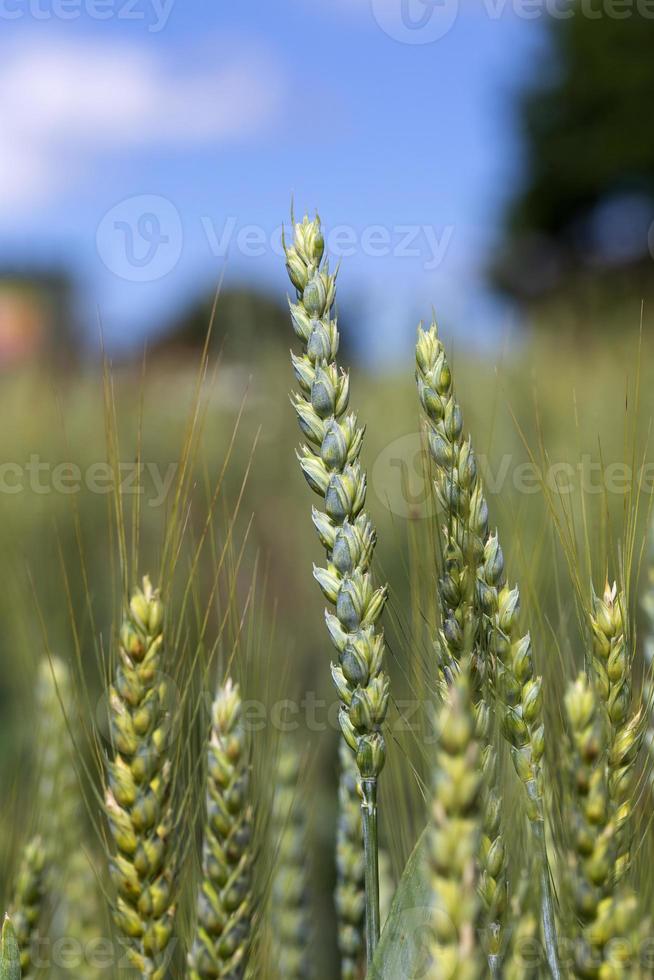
top-left (427, 660), bottom-right (485, 980)
top-left (335, 741), bottom-right (365, 980)
top-left (36, 657), bottom-right (105, 978)
top-left (589, 582), bottom-right (641, 883)
top-left (188, 678), bottom-right (253, 980)
top-left (270, 744), bottom-right (312, 979)
top-left (104, 576), bottom-right (175, 979)
top-left (8, 838), bottom-right (46, 979)
top-left (283, 213), bottom-right (389, 956)
top-left (641, 524), bottom-right (654, 795)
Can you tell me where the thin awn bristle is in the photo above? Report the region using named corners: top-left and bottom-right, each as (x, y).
top-left (104, 576), bottom-right (175, 979)
top-left (188, 678), bottom-right (253, 979)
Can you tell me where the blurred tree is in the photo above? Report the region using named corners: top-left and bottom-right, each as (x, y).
top-left (153, 285), bottom-right (354, 363)
top-left (495, 7), bottom-right (654, 318)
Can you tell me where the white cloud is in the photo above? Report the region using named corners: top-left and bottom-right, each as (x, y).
top-left (0, 37), bottom-right (285, 214)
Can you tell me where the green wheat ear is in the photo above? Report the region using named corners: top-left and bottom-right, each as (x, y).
top-left (563, 673), bottom-right (614, 975)
top-left (1, 916), bottom-right (21, 980)
top-left (563, 670), bottom-right (645, 977)
top-left (188, 678), bottom-right (253, 980)
top-left (427, 659), bottom-right (485, 980)
top-left (589, 581), bottom-right (641, 883)
top-left (104, 576), bottom-right (175, 979)
top-left (641, 522), bottom-right (654, 795)
top-left (270, 744), bottom-right (312, 979)
top-left (36, 656), bottom-right (105, 977)
top-left (8, 837), bottom-right (46, 979)
top-left (415, 315), bottom-right (567, 970)
top-left (283, 212), bottom-right (390, 959)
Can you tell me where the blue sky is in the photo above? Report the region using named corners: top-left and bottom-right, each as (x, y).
top-left (0, 1), bottom-right (550, 362)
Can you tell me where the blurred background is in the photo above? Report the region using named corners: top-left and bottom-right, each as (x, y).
top-left (1, 1), bottom-right (654, 975)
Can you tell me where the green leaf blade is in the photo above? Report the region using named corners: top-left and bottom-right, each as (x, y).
top-left (368, 828), bottom-right (431, 980)
top-left (1, 916), bottom-right (21, 980)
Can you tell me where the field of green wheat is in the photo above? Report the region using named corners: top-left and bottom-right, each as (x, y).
top-left (1, 213), bottom-right (654, 979)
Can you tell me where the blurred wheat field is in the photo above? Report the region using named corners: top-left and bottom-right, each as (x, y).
top-left (1, 314), bottom-right (654, 977)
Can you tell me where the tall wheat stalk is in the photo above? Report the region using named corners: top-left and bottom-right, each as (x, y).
top-left (104, 577), bottom-right (175, 979)
top-left (283, 213), bottom-right (390, 962)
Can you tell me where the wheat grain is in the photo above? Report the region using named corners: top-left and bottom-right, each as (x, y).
top-left (283, 213), bottom-right (390, 957)
top-left (270, 744), bottom-right (312, 979)
top-left (427, 659), bottom-right (484, 980)
top-left (188, 678), bottom-right (253, 980)
top-left (104, 576), bottom-right (175, 979)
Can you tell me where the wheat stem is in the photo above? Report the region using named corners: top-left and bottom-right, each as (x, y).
top-left (104, 576), bottom-right (175, 979)
top-left (188, 678), bottom-right (253, 979)
top-left (283, 213), bottom-right (390, 963)
top-left (360, 778), bottom-right (380, 960)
